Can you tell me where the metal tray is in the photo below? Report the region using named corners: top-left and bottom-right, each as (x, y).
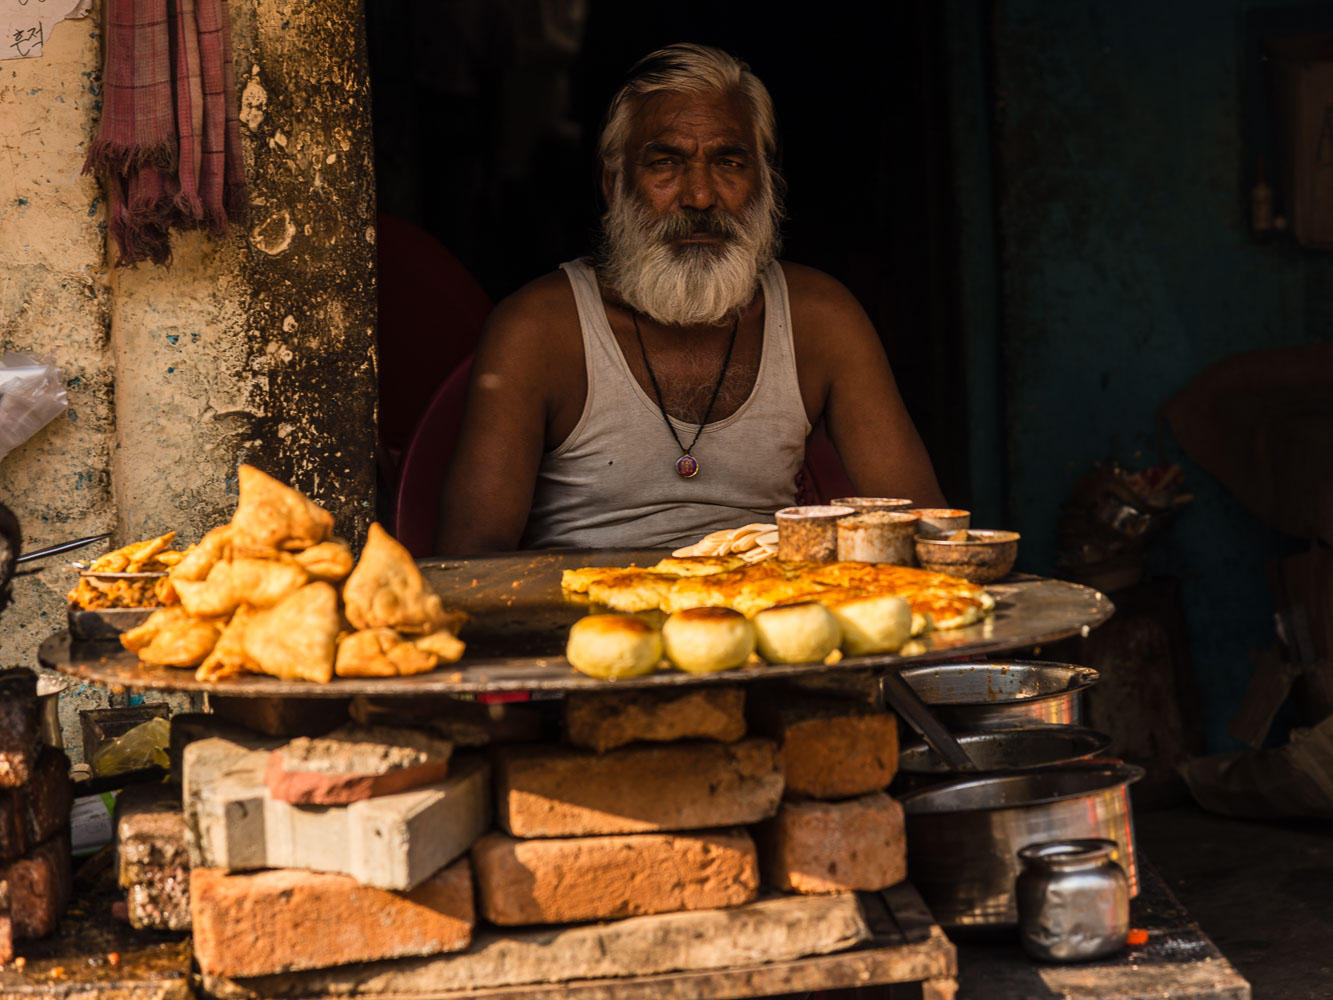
top-left (38, 548), bottom-right (1113, 699)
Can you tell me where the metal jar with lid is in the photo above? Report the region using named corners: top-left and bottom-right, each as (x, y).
top-left (1016, 838), bottom-right (1130, 962)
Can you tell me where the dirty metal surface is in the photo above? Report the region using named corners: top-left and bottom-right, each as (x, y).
top-left (38, 549), bottom-right (1114, 699)
top-left (955, 856), bottom-right (1250, 999)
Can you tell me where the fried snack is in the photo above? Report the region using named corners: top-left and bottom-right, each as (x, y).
top-left (196, 607), bottom-right (258, 682)
top-left (661, 607), bottom-right (756, 674)
top-left (560, 566), bottom-right (631, 594)
top-left (646, 555), bottom-right (746, 577)
top-left (753, 601), bottom-right (842, 664)
top-left (171, 525), bottom-right (235, 582)
top-left (586, 569), bottom-right (681, 612)
top-left (566, 614), bottom-right (662, 679)
top-left (120, 607), bottom-right (220, 668)
top-left (294, 539), bottom-right (355, 583)
top-left (827, 593), bottom-right (912, 656)
top-left (342, 522), bottom-right (450, 634)
top-left (333, 626), bottom-right (461, 678)
top-left (242, 582), bottom-right (341, 683)
top-left (231, 464), bottom-right (335, 552)
top-left (88, 531), bottom-right (177, 572)
top-left (173, 556), bottom-right (309, 619)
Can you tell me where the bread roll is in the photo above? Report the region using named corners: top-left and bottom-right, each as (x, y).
top-left (662, 607), bottom-right (756, 674)
top-left (753, 601), bottom-right (841, 664)
top-left (829, 594), bottom-right (912, 656)
top-left (566, 614), bottom-right (662, 679)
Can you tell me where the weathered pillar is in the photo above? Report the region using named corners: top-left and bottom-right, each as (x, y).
top-left (0, 0), bottom-right (377, 752)
top-left (109, 0), bottom-right (377, 542)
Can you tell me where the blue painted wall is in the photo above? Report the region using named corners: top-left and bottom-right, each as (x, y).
top-left (977, 0), bottom-right (1333, 750)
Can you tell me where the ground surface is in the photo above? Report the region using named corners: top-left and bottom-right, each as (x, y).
top-left (1137, 802), bottom-right (1333, 1000)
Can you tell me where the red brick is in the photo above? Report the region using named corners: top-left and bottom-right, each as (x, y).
top-left (23, 746), bottom-right (71, 847)
top-left (0, 668), bottom-right (38, 789)
top-left (752, 697), bottom-right (898, 799)
top-left (0, 790), bottom-right (22, 862)
top-left (0, 878), bottom-right (11, 965)
top-left (472, 829), bottom-right (758, 925)
top-left (1, 833), bottom-right (72, 939)
top-left (564, 686), bottom-right (747, 753)
top-left (495, 739), bottom-right (782, 837)
top-left (190, 858), bottom-right (473, 978)
top-left (759, 792), bottom-right (906, 894)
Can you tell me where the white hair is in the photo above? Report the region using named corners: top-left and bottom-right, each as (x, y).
top-left (597, 43), bottom-right (780, 181)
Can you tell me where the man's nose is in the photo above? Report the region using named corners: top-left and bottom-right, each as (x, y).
top-left (679, 162), bottom-right (718, 210)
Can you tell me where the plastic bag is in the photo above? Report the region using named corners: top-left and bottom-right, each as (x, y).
top-left (91, 716), bottom-right (170, 777)
top-left (0, 351), bottom-right (69, 464)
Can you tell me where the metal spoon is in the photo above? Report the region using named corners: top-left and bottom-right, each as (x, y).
top-left (881, 671), bottom-right (979, 771)
top-left (15, 532), bottom-right (112, 564)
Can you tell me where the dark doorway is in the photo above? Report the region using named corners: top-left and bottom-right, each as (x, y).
top-left (367, 0), bottom-right (970, 503)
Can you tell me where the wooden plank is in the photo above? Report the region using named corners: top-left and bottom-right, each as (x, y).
top-left (217, 929), bottom-right (955, 1000)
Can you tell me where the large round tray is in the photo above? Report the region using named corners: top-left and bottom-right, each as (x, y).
top-left (39, 548), bottom-right (1113, 698)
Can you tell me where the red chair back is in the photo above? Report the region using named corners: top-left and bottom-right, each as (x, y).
top-left (393, 356), bottom-right (474, 557)
top-left (376, 214), bottom-right (492, 475)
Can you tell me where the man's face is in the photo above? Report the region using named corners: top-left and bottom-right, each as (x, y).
top-left (608, 90), bottom-right (762, 250)
top-left (599, 89), bottom-right (781, 327)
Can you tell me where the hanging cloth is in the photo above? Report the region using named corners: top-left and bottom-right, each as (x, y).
top-left (83, 0), bottom-right (248, 266)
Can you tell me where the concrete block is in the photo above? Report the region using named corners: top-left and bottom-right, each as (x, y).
top-left (126, 866), bottom-right (192, 931)
top-left (759, 792), bottom-right (907, 894)
top-left (752, 696), bottom-right (898, 799)
top-left (200, 893), bottom-right (871, 997)
top-left (495, 738), bottom-right (782, 837)
top-left (264, 755), bottom-right (491, 890)
top-left (1, 833), bottom-right (71, 939)
top-left (184, 737), bottom-right (279, 871)
top-left (564, 685), bottom-right (746, 753)
top-left (168, 712), bottom-right (261, 783)
top-left (472, 828), bottom-right (758, 925)
top-left (117, 783), bottom-right (189, 882)
top-left (191, 858), bottom-right (473, 978)
top-left (0, 668), bottom-right (38, 788)
top-left (185, 738), bottom-right (490, 889)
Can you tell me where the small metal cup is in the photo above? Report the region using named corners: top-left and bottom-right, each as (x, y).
top-left (775, 505), bottom-right (855, 562)
top-left (1017, 838), bottom-right (1130, 962)
top-left (831, 497), bottom-right (915, 513)
top-left (835, 511), bottom-right (920, 565)
top-left (909, 508), bottom-right (972, 539)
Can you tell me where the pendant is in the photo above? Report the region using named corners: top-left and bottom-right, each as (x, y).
top-left (675, 454), bottom-right (699, 478)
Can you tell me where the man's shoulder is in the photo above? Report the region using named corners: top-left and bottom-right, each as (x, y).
top-left (492, 268), bottom-right (580, 328)
top-left (777, 260), bottom-right (867, 326)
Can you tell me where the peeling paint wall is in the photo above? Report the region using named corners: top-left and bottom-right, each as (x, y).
top-left (0, 0), bottom-right (376, 754)
top-left (989, 0), bottom-right (1332, 751)
top-left (0, 11), bottom-right (113, 687)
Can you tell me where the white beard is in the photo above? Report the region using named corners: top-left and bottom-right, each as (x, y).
top-left (599, 175), bottom-right (782, 327)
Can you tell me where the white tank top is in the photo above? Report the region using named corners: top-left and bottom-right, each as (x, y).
top-left (522, 258), bottom-right (811, 549)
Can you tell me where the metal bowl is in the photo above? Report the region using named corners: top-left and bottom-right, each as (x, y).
top-left (896, 726), bottom-right (1112, 790)
top-left (898, 660), bottom-right (1099, 730)
top-left (914, 529), bottom-right (1019, 583)
top-left (900, 762), bottom-right (1143, 929)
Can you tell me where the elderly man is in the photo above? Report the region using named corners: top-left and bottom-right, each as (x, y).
top-left (437, 43), bottom-right (944, 553)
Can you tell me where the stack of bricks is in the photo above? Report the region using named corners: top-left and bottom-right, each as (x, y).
top-left (0, 668), bottom-right (73, 965)
top-left (115, 783), bottom-right (192, 930)
top-left (474, 686), bottom-right (782, 925)
top-left (751, 690), bottom-right (908, 894)
top-left (183, 722), bottom-right (491, 979)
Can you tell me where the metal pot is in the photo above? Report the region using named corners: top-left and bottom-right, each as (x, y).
top-left (898, 660), bottom-right (1099, 730)
top-left (37, 675), bottom-right (68, 748)
top-left (895, 726), bottom-right (1112, 792)
top-left (899, 762), bottom-right (1143, 929)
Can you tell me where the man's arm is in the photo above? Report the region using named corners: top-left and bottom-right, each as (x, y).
top-left (786, 263), bottom-right (947, 507)
top-left (435, 276), bottom-right (579, 554)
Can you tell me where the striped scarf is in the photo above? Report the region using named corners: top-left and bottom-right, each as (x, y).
top-left (83, 0), bottom-right (247, 266)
